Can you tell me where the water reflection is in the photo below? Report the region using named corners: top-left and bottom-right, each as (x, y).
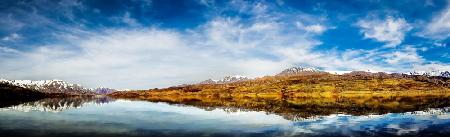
top-left (0, 96), bottom-right (114, 112)
top-left (0, 98), bottom-right (449, 136)
top-left (283, 107), bottom-right (450, 136)
top-left (128, 95), bottom-right (450, 121)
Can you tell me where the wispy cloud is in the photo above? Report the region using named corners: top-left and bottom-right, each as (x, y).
top-left (413, 62), bottom-right (450, 72)
top-left (0, 16), bottom-right (421, 88)
top-left (0, 8), bottom-right (376, 89)
top-left (1, 33), bottom-right (21, 41)
top-left (420, 1), bottom-right (450, 40)
top-left (0, 46), bottom-right (20, 54)
top-left (295, 22), bottom-right (329, 34)
top-left (382, 46), bottom-right (423, 64)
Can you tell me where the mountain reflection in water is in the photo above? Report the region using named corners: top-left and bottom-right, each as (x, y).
top-left (0, 97), bottom-right (449, 137)
top-left (119, 94), bottom-right (450, 121)
top-left (0, 96), bottom-right (114, 112)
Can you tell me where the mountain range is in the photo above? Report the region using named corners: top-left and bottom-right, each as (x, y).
top-left (1, 67), bottom-right (449, 94)
top-left (198, 67), bottom-right (450, 85)
top-left (276, 67), bottom-right (323, 76)
top-left (199, 75), bottom-right (251, 84)
top-left (0, 79), bottom-right (116, 95)
top-left (410, 70), bottom-right (450, 77)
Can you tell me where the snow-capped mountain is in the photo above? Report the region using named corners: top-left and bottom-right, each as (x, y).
top-left (442, 71), bottom-right (450, 77)
top-left (276, 67), bottom-right (322, 76)
top-left (0, 79), bottom-right (95, 94)
top-left (410, 70), bottom-right (450, 77)
top-left (200, 75), bottom-right (250, 84)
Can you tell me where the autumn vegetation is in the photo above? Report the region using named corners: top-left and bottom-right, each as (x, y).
top-left (109, 71), bottom-right (450, 120)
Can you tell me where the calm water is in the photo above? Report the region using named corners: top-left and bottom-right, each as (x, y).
top-left (1, 97), bottom-right (450, 137)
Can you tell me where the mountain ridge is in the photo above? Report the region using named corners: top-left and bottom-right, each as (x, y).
top-left (410, 70), bottom-right (450, 77)
top-left (2, 67), bottom-right (449, 91)
top-left (0, 79), bottom-right (98, 95)
top-left (199, 75), bottom-right (251, 84)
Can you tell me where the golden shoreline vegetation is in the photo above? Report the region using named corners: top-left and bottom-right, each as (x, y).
top-left (110, 72), bottom-right (450, 120)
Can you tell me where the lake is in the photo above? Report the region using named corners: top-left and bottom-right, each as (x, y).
top-left (0, 97), bottom-right (450, 137)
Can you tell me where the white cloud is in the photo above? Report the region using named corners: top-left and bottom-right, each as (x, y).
top-left (433, 42), bottom-right (447, 47)
top-left (295, 22), bottom-right (327, 34)
top-left (425, 0), bottom-right (435, 7)
top-left (112, 12), bottom-right (140, 27)
top-left (199, 0), bottom-right (214, 7)
top-left (2, 33), bottom-right (21, 41)
top-left (0, 2), bottom-right (444, 89)
top-left (421, 1), bottom-right (450, 40)
top-left (0, 14), bottom-right (25, 32)
top-left (443, 53), bottom-right (450, 58)
top-left (382, 46), bottom-right (423, 64)
top-left (0, 16), bottom-right (433, 89)
top-left (0, 15), bottom-right (374, 89)
top-left (58, 0), bottom-right (85, 21)
top-left (0, 46), bottom-right (20, 54)
top-left (229, 0), bottom-right (268, 15)
top-left (357, 16), bottom-right (412, 47)
top-left (413, 62), bottom-right (450, 72)
top-left (0, 21), bottom-right (294, 89)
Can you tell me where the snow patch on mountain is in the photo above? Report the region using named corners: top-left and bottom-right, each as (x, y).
top-left (276, 67), bottom-right (323, 76)
top-left (410, 70), bottom-right (450, 77)
top-left (200, 75), bottom-right (251, 84)
top-left (326, 70), bottom-right (393, 75)
top-left (0, 79), bottom-right (96, 94)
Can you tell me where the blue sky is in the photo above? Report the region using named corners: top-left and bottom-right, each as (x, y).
top-left (0, 0), bottom-right (449, 89)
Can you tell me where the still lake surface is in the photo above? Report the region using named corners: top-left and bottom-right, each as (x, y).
top-left (0, 97), bottom-right (450, 137)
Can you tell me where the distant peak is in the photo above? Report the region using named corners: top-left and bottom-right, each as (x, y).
top-left (93, 87), bottom-right (117, 94)
top-left (0, 79), bottom-right (94, 94)
top-left (284, 66), bottom-right (319, 70)
top-left (199, 75), bottom-right (250, 84)
top-left (410, 70), bottom-right (450, 77)
top-left (276, 66), bottom-right (322, 76)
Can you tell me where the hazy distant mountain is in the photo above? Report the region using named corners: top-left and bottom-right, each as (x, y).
top-left (93, 87), bottom-right (117, 94)
top-left (0, 79), bottom-right (95, 95)
top-left (200, 75), bottom-right (250, 84)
